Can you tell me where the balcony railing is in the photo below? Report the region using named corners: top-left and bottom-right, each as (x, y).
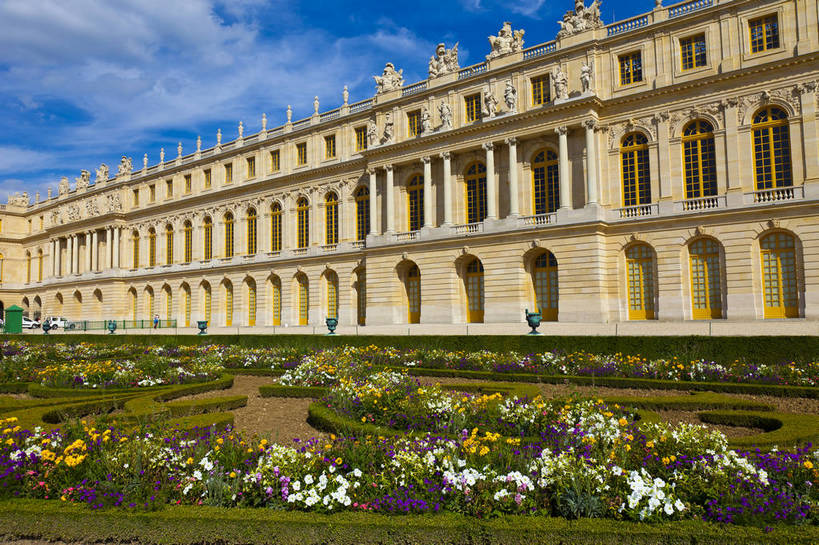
top-left (320, 109), bottom-right (340, 122)
top-left (402, 81), bottom-right (427, 97)
top-left (291, 118), bottom-right (310, 131)
top-left (616, 203), bottom-right (658, 218)
top-left (458, 63), bottom-right (487, 80)
top-left (751, 186), bottom-right (804, 203)
top-left (350, 240), bottom-right (366, 250)
top-left (291, 248), bottom-right (308, 256)
top-left (320, 244), bottom-right (338, 253)
top-left (668, 0), bottom-right (713, 18)
top-left (522, 213), bottom-right (556, 226)
top-left (523, 42), bottom-right (557, 60)
top-left (454, 222), bottom-right (484, 234)
top-left (349, 99), bottom-right (373, 114)
top-left (678, 195), bottom-right (726, 212)
top-left (607, 15), bottom-right (649, 36)
top-left (394, 230), bottom-right (418, 242)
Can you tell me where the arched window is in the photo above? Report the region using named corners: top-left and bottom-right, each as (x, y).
top-left (297, 197), bottom-right (309, 249)
top-left (532, 150), bottom-right (559, 214)
top-left (355, 187), bottom-right (370, 241)
top-left (407, 264), bottom-right (421, 324)
top-left (247, 282), bottom-right (256, 326)
top-left (203, 217), bottom-right (213, 260)
top-left (356, 269), bottom-right (366, 326)
top-left (224, 212), bottom-right (234, 258)
top-left (224, 282), bottom-right (233, 327)
top-left (131, 231), bottom-right (140, 269)
top-left (407, 174), bottom-right (424, 231)
top-left (165, 224), bottom-right (174, 265)
top-left (164, 288), bottom-right (172, 321)
top-left (271, 278), bottom-right (281, 326)
top-left (621, 133), bottom-right (651, 207)
top-left (182, 285), bottom-right (191, 327)
top-left (271, 203), bottom-right (282, 252)
top-left (465, 163), bottom-right (487, 224)
top-left (752, 106), bottom-right (792, 190)
top-left (130, 290), bottom-right (137, 321)
top-left (760, 232), bottom-right (798, 318)
top-left (26, 252), bottom-right (31, 283)
top-left (626, 244), bottom-right (655, 320)
top-left (146, 289), bottom-right (155, 318)
top-left (183, 221), bottom-right (192, 263)
top-left (325, 193), bottom-right (338, 245)
top-left (465, 259), bottom-right (484, 323)
top-left (246, 208), bottom-right (257, 255)
top-left (297, 274), bottom-right (309, 325)
top-left (148, 228), bottom-right (157, 267)
top-left (682, 120), bottom-right (717, 199)
top-left (689, 239), bottom-right (722, 319)
top-left (37, 250), bottom-right (43, 282)
top-left (326, 271), bottom-right (338, 319)
top-left (533, 252), bottom-right (558, 321)
top-left (203, 284), bottom-right (211, 326)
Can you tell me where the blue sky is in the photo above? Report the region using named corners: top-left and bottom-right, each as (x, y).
top-left (0, 0), bottom-right (649, 202)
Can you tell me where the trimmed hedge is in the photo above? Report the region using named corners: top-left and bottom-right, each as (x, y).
top-left (7, 333), bottom-right (818, 366)
top-left (697, 410), bottom-right (819, 449)
top-left (228, 368), bottom-right (285, 377)
top-left (0, 498), bottom-right (817, 545)
top-left (603, 392), bottom-right (773, 412)
top-left (0, 381), bottom-right (29, 393)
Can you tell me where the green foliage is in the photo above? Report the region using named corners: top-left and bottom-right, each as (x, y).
top-left (697, 410), bottom-right (819, 449)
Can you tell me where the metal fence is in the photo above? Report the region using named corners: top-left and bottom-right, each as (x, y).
top-left (66, 319), bottom-right (178, 331)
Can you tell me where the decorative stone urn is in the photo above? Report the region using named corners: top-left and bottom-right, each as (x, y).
top-left (325, 317), bottom-right (338, 335)
top-left (525, 309), bottom-right (542, 335)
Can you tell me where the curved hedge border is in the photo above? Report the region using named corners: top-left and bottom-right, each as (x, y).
top-left (0, 498), bottom-right (817, 545)
top-left (698, 410), bottom-right (819, 449)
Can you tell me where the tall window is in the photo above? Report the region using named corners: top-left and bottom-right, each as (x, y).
top-left (183, 221), bottom-right (192, 263)
top-left (270, 150), bottom-right (280, 172)
top-left (465, 163), bottom-right (487, 224)
top-left (298, 275), bottom-right (309, 325)
top-left (271, 278), bottom-right (281, 326)
top-left (324, 193), bottom-right (339, 245)
top-left (749, 15), bottom-right (779, 53)
top-left (271, 203), bottom-right (282, 252)
top-left (297, 143), bottom-right (307, 165)
top-left (224, 212), bottom-right (234, 258)
top-left (165, 290), bottom-right (172, 321)
top-left (531, 74), bottom-right (550, 105)
top-left (618, 52), bottom-right (643, 86)
top-left (203, 284), bottom-right (211, 325)
top-left (297, 197), bottom-right (309, 248)
top-left (133, 189), bottom-right (139, 207)
top-left (132, 231), bottom-right (140, 268)
top-left (165, 224), bottom-right (174, 265)
top-left (130, 290), bottom-right (137, 321)
top-left (407, 110), bottom-right (421, 137)
top-left (37, 250), bottom-right (43, 281)
top-left (760, 232), bottom-right (798, 318)
top-left (26, 252), bottom-right (31, 283)
top-left (626, 244), bottom-right (655, 320)
top-left (204, 169), bottom-right (212, 189)
top-left (621, 133), bottom-right (651, 206)
top-left (224, 163), bottom-right (233, 184)
top-left (465, 94), bottom-right (481, 123)
top-left (184, 174), bottom-right (192, 194)
top-left (355, 187), bottom-right (370, 240)
top-left (355, 127), bottom-right (368, 152)
top-left (356, 270), bottom-right (366, 326)
top-left (246, 157), bottom-right (256, 178)
top-left (680, 34), bottom-right (707, 70)
top-left (407, 265), bottom-right (421, 324)
top-left (166, 179), bottom-right (173, 198)
top-left (203, 217), bottom-right (213, 260)
top-left (224, 283), bottom-right (233, 327)
top-left (324, 135), bottom-right (336, 159)
top-left (689, 239), bottom-right (722, 319)
top-left (149, 184), bottom-right (156, 202)
top-left (465, 259), bottom-right (485, 323)
top-left (682, 120), bottom-right (717, 199)
top-left (246, 208), bottom-right (257, 255)
top-left (248, 283), bottom-right (256, 326)
top-left (407, 174), bottom-right (424, 231)
top-left (752, 106), bottom-right (792, 190)
top-left (326, 272), bottom-right (338, 319)
top-left (148, 228), bottom-right (157, 267)
top-left (533, 252), bottom-right (558, 321)
top-left (147, 290), bottom-right (154, 319)
top-left (183, 286), bottom-right (191, 327)
top-left (532, 150), bottom-right (559, 214)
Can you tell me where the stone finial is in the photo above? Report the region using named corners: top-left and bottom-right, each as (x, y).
top-left (35, 191), bottom-right (40, 203)
top-left (177, 142), bottom-right (183, 158)
top-left (196, 135), bottom-right (202, 152)
top-left (238, 121), bottom-right (244, 138)
top-left (47, 187), bottom-right (52, 199)
top-left (217, 128), bottom-right (222, 145)
top-left (313, 96), bottom-right (320, 115)
top-left (343, 86), bottom-right (349, 105)
top-left (286, 105), bottom-right (292, 123)
top-left (160, 148), bottom-right (165, 164)
top-left (262, 113), bottom-right (267, 131)
top-left (143, 154), bottom-right (148, 170)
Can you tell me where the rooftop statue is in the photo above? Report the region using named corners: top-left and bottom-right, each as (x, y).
top-left (374, 63), bottom-right (404, 94)
top-left (487, 22), bottom-right (524, 61)
top-left (117, 155), bottom-right (133, 177)
top-left (95, 163), bottom-right (109, 184)
top-left (428, 43), bottom-right (459, 78)
top-left (58, 176), bottom-right (70, 196)
top-left (557, 0), bottom-right (603, 38)
top-left (75, 170), bottom-right (90, 191)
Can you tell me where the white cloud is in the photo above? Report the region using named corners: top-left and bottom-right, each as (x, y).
top-left (0, 147), bottom-right (55, 173)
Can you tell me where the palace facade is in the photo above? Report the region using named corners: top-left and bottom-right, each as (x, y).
top-left (1, 0), bottom-right (818, 330)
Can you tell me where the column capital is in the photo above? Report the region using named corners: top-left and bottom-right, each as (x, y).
top-left (504, 136), bottom-right (518, 146)
top-left (366, 168), bottom-right (376, 176)
top-left (554, 126), bottom-right (568, 136)
top-left (482, 142), bottom-right (495, 151)
top-left (421, 156), bottom-right (431, 164)
top-left (439, 151), bottom-right (451, 161)
top-left (582, 119), bottom-right (598, 131)
top-left (383, 164), bottom-right (393, 172)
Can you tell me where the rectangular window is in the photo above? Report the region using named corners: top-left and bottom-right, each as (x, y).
top-left (149, 184), bottom-right (156, 203)
top-left (39, 216), bottom-right (43, 230)
top-left (531, 74), bottom-right (550, 105)
top-left (224, 163), bottom-right (233, 184)
top-left (680, 34), bottom-right (707, 70)
top-left (184, 174), bottom-right (192, 194)
top-left (132, 189), bottom-right (139, 207)
top-left (355, 126), bottom-right (368, 152)
top-left (270, 150), bottom-right (280, 171)
top-left (204, 169), bottom-right (212, 189)
top-left (407, 110), bottom-right (421, 137)
top-left (297, 143), bottom-right (307, 165)
top-left (246, 157), bottom-right (255, 178)
top-left (618, 52), bottom-right (643, 86)
top-left (465, 94), bottom-right (481, 123)
top-left (749, 15), bottom-right (779, 53)
top-left (166, 179), bottom-right (173, 198)
top-left (324, 135), bottom-right (336, 159)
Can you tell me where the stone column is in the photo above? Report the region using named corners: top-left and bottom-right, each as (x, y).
top-left (368, 169), bottom-right (378, 235)
top-left (113, 227), bottom-right (120, 269)
top-left (105, 228), bottom-right (112, 269)
top-left (556, 126), bottom-right (570, 209)
top-left (384, 165), bottom-right (394, 234)
top-left (84, 232), bottom-right (92, 273)
top-left (50, 239), bottom-right (56, 277)
top-left (799, 83), bottom-right (818, 180)
top-left (422, 156), bottom-right (432, 228)
top-left (722, 99), bottom-right (740, 191)
top-left (654, 112), bottom-right (671, 199)
top-left (505, 137), bottom-right (519, 217)
top-left (92, 230), bottom-right (98, 271)
top-left (484, 142), bottom-right (497, 220)
top-left (73, 235), bottom-right (80, 274)
top-left (441, 151), bottom-right (453, 225)
top-left (67, 235), bottom-right (75, 275)
top-left (583, 120), bottom-right (599, 205)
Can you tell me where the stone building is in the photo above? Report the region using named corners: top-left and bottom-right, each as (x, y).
top-left (0, 0), bottom-right (817, 332)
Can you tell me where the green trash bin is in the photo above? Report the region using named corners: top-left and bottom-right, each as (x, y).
top-left (4, 305), bottom-right (23, 334)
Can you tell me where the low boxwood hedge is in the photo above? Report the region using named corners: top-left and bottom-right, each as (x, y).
top-left (0, 498), bottom-right (816, 545)
top-left (697, 410), bottom-right (819, 449)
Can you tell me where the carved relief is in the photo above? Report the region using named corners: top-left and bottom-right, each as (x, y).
top-left (737, 86), bottom-right (802, 125)
top-left (85, 197), bottom-right (100, 217)
top-left (668, 101), bottom-right (724, 135)
top-left (607, 116), bottom-right (657, 148)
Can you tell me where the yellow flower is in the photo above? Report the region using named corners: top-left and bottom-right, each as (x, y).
top-left (646, 441), bottom-right (655, 448)
top-left (805, 461), bottom-right (814, 470)
top-left (361, 417), bottom-right (367, 422)
top-left (335, 457), bottom-right (343, 465)
top-left (186, 457), bottom-right (194, 465)
top-left (229, 471), bottom-right (237, 478)
top-left (618, 417), bottom-right (628, 427)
